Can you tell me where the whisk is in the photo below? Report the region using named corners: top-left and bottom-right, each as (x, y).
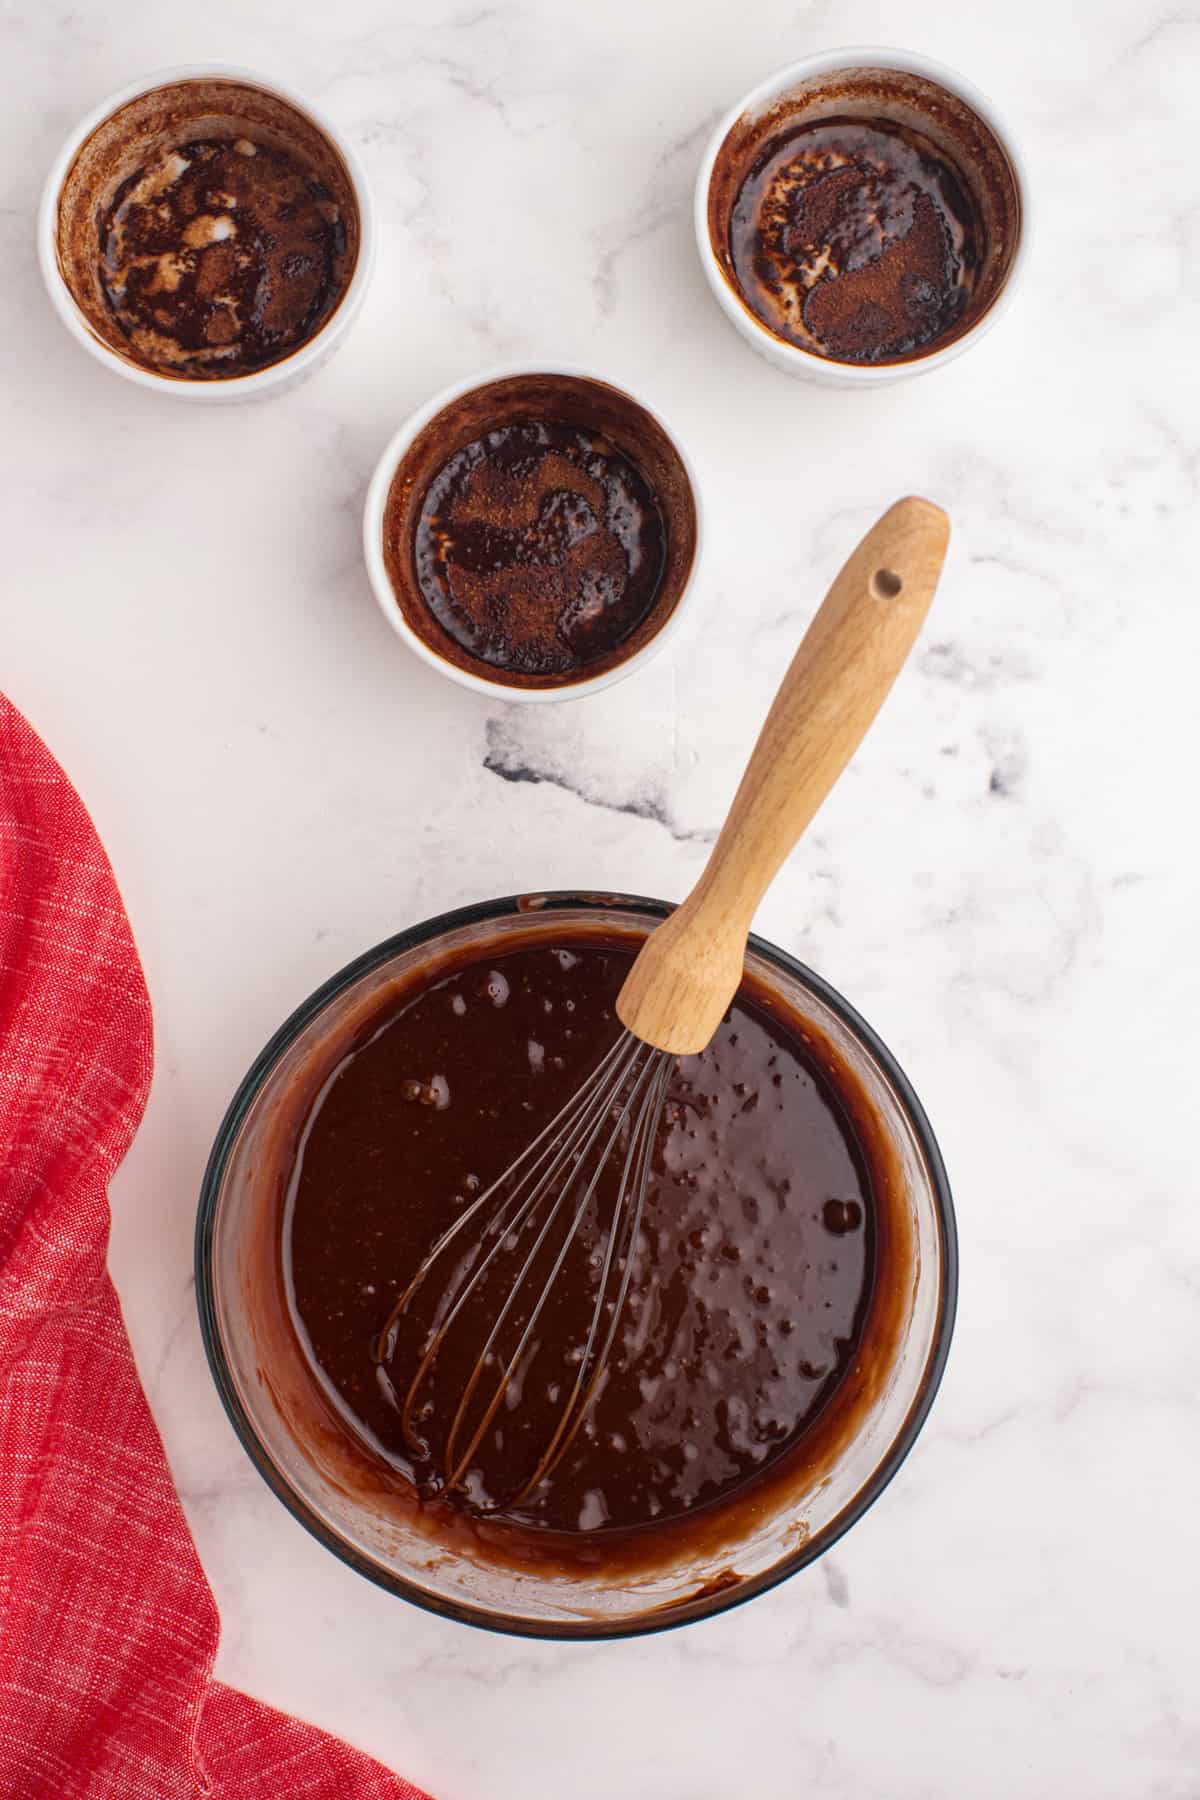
top-left (375, 497), bottom-right (950, 1508)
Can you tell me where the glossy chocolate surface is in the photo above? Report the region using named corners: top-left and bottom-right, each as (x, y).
top-left (281, 933), bottom-right (905, 1556)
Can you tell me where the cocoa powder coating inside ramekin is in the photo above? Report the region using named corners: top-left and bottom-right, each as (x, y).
top-left (707, 65), bottom-right (1021, 366)
top-left (381, 374), bottom-right (698, 691)
top-left (54, 78), bottom-right (360, 379)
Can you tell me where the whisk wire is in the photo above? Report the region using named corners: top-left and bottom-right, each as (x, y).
top-left (442, 1036), bottom-right (666, 1493)
top-left (505, 1048), bottom-right (672, 1505)
top-left (378, 1028), bottom-right (638, 1365)
top-left (377, 1030), bottom-right (658, 1478)
top-left (395, 1032), bottom-right (644, 1456)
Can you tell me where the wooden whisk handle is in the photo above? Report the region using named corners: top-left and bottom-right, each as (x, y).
top-left (617, 495), bottom-right (950, 1055)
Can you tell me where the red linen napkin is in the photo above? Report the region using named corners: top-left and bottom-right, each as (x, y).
top-left (0, 694), bottom-right (428, 1798)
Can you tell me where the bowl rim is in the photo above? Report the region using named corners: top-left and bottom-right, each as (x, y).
top-left (195, 890), bottom-right (958, 1640)
top-left (360, 360), bottom-right (705, 703)
top-left (36, 62), bottom-right (377, 401)
top-left (693, 44), bottom-right (1031, 384)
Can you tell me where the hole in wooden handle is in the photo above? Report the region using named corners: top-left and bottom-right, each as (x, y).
top-left (870, 567), bottom-right (903, 599)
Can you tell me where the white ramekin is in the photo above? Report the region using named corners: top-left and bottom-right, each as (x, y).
top-left (694, 47), bottom-right (1030, 386)
top-left (362, 361), bottom-right (704, 704)
top-left (37, 64), bottom-right (376, 402)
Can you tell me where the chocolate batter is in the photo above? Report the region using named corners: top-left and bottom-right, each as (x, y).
top-left (706, 66), bottom-right (1022, 368)
top-left (97, 137), bottom-right (349, 376)
top-left (411, 422), bottom-right (667, 679)
top-left (728, 116), bottom-right (982, 363)
top-left (283, 935), bottom-right (891, 1547)
top-left (382, 374), bottom-right (698, 690)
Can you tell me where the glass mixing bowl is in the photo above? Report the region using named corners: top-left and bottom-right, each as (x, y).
top-left (196, 893), bottom-right (956, 1639)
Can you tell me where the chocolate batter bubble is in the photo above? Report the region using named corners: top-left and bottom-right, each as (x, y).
top-left (283, 935), bottom-right (898, 1548)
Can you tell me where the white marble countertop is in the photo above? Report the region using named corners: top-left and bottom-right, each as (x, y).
top-left (4, 1), bottom-right (1198, 1794)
